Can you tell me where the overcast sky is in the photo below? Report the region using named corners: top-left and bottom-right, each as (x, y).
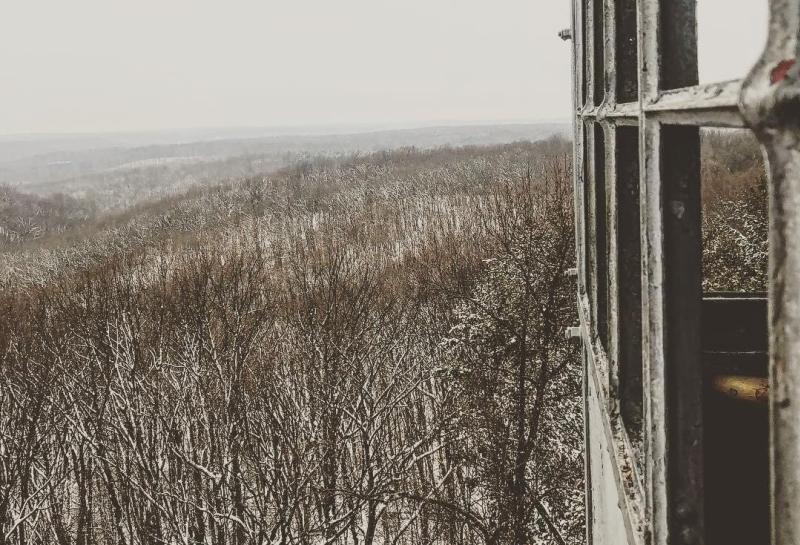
top-left (0, 1), bottom-right (768, 136)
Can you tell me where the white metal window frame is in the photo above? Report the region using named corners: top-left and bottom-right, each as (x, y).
top-left (569, 1), bottom-right (800, 544)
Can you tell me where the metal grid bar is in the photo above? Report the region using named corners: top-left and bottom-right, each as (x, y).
top-left (606, 122), bottom-right (621, 402)
top-left (578, 81), bottom-right (746, 127)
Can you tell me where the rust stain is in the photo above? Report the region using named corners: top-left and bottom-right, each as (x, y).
top-left (711, 375), bottom-right (769, 405)
top-left (770, 59), bottom-right (796, 84)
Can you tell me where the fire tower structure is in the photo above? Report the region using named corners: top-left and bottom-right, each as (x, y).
top-left (564, 1), bottom-right (800, 544)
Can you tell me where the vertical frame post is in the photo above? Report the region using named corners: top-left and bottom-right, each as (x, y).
top-left (636, 0), bottom-right (665, 539)
top-left (739, 2), bottom-right (800, 544)
top-left (640, 0), bottom-right (704, 543)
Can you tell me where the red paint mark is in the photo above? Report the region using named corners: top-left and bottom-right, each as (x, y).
top-left (771, 59), bottom-right (796, 84)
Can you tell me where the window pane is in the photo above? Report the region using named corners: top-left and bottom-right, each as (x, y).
top-left (592, 0), bottom-right (605, 106)
top-left (700, 127), bottom-right (769, 545)
top-left (616, 126), bottom-right (642, 457)
top-left (594, 124), bottom-right (608, 349)
top-left (615, 0), bottom-right (638, 103)
top-left (701, 128), bottom-right (767, 292)
top-left (697, 0), bottom-right (769, 83)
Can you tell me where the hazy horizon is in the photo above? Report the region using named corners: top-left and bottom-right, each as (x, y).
top-left (0, 118), bottom-right (569, 140)
top-left (1, 1), bottom-right (767, 137)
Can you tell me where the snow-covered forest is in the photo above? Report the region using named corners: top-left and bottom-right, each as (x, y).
top-left (0, 139), bottom-right (585, 545)
top-left (0, 131), bottom-right (765, 545)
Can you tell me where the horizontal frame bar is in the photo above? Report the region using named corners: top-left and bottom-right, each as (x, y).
top-left (576, 80), bottom-right (746, 128)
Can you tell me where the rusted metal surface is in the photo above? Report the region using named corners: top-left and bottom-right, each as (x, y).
top-left (711, 376), bottom-right (770, 405)
top-left (738, 2), bottom-right (800, 544)
top-left (568, 0), bottom-right (800, 544)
